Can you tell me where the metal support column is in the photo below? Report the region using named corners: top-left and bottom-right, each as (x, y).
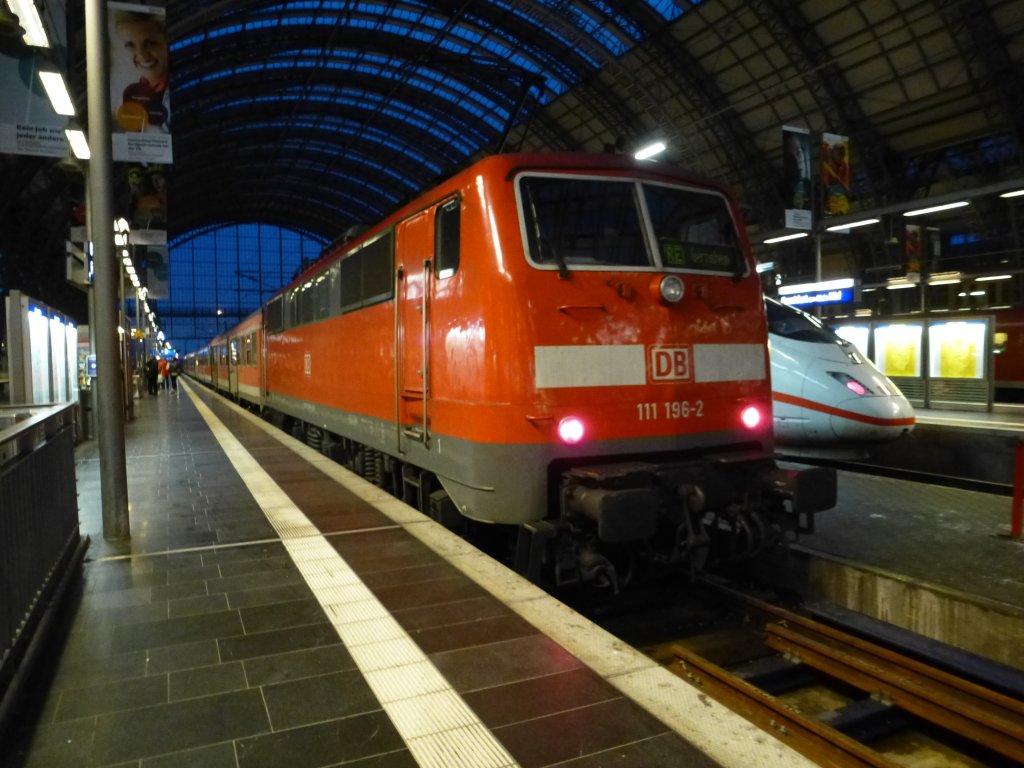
top-left (86, 0), bottom-right (130, 539)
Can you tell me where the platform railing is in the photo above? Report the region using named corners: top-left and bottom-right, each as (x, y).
top-left (0, 403), bottom-right (81, 717)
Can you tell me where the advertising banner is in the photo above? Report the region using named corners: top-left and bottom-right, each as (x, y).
top-left (782, 126), bottom-right (812, 230)
top-left (0, 0), bottom-right (69, 158)
top-left (108, 2), bottom-right (172, 163)
top-left (874, 323), bottom-right (923, 378)
top-left (142, 245), bottom-right (169, 299)
top-left (117, 162), bottom-right (167, 230)
top-left (821, 132), bottom-right (850, 217)
top-left (904, 223), bottom-right (922, 274)
top-left (929, 320), bottom-right (986, 380)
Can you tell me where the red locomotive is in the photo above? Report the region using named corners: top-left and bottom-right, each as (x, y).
top-left (188, 152), bottom-right (835, 587)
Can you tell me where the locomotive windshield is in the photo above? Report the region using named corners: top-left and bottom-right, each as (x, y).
top-left (518, 174), bottom-right (745, 274)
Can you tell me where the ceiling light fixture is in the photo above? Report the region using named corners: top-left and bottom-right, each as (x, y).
top-left (634, 141), bottom-right (666, 160)
top-left (886, 274), bottom-right (920, 290)
top-left (999, 190), bottom-right (1024, 198)
top-left (927, 271), bottom-right (962, 286)
top-left (763, 232), bottom-right (809, 244)
top-left (825, 218), bottom-right (879, 232)
top-left (38, 71), bottom-right (75, 115)
top-left (902, 201), bottom-right (968, 217)
top-left (65, 128), bottom-right (90, 160)
top-left (7, 0), bottom-right (48, 47)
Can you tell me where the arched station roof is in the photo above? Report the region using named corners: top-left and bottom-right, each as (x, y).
top-left (158, 0), bottom-right (1024, 245)
top-left (1, 0), bottom-right (1023, 313)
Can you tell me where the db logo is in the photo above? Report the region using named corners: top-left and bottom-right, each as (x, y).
top-left (648, 345), bottom-right (692, 382)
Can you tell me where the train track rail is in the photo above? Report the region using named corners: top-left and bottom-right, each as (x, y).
top-left (665, 586), bottom-right (1024, 767)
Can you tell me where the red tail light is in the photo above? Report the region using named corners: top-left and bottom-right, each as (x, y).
top-left (740, 405), bottom-right (762, 429)
top-left (557, 416), bottom-right (585, 444)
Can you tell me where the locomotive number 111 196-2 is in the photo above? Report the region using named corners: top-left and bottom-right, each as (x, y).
top-left (636, 400), bottom-right (705, 421)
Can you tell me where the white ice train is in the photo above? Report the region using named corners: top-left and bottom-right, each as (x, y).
top-left (767, 297), bottom-right (915, 453)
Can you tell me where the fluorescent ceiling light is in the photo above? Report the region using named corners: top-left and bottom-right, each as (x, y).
top-left (763, 232), bottom-right (809, 244)
top-left (755, 261), bottom-right (775, 273)
top-left (975, 274), bottom-right (1011, 282)
top-left (38, 71), bottom-right (75, 115)
top-left (902, 201), bottom-right (968, 217)
top-left (8, 0), bottom-right (49, 47)
top-left (778, 278), bottom-right (854, 296)
top-left (1000, 190), bottom-right (1024, 198)
top-left (825, 218), bottom-right (879, 232)
top-left (65, 128), bottom-right (90, 160)
top-left (886, 274), bottom-right (920, 290)
top-left (927, 271), bottom-right (962, 286)
top-left (634, 141), bottom-right (666, 160)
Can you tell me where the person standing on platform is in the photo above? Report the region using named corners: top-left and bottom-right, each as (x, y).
top-left (169, 354), bottom-right (181, 393)
top-left (158, 356), bottom-right (169, 391)
top-left (145, 354), bottom-right (159, 395)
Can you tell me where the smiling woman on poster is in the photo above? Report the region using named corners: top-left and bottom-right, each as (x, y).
top-left (108, 2), bottom-right (173, 163)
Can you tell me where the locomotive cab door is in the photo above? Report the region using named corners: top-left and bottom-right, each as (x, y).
top-left (395, 210), bottom-right (433, 449)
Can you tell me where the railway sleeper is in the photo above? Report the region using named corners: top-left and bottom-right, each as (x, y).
top-left (819, 697), bottom-right (910, 744)
top-left (734, 654), bottom-right (819, 695)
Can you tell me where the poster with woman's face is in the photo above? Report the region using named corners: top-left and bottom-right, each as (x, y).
top-left (108, 2), bottom-right (173, 163)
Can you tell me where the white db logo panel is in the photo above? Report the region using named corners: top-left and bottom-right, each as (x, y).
top-left (649, 345), bottom-right (692, 382)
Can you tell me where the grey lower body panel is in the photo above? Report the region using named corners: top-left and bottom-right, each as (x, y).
top-left (265, 391), bottom-right (762, 525)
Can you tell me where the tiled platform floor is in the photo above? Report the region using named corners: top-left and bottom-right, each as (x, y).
top-left (2, 382), bottom-right (794, 768)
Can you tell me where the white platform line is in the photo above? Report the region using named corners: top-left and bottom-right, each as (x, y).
top-left (184, 384), bottom-right (518, 768)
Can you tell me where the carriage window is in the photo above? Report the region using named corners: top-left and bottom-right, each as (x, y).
top-left (643, 184), bottom-right (744, 274)
top-left (362, 231), bottom-right (393, 305)
top-left (265, 296), bottom-right (283, 334)
top-left (286, 289), bottom-right (300, 328)
top-left (435, 198), bottom-right (460, 279)
top-left (340, 232), bottom-right (393, 313)
top-left (299, 281), bottom-right (316, 324)
top-left (339, 252), bottom-right (362, 312)
top-left (520, 177), bottom-right (650, 269)
top-left (315, 274), bottom-right (330, 319)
